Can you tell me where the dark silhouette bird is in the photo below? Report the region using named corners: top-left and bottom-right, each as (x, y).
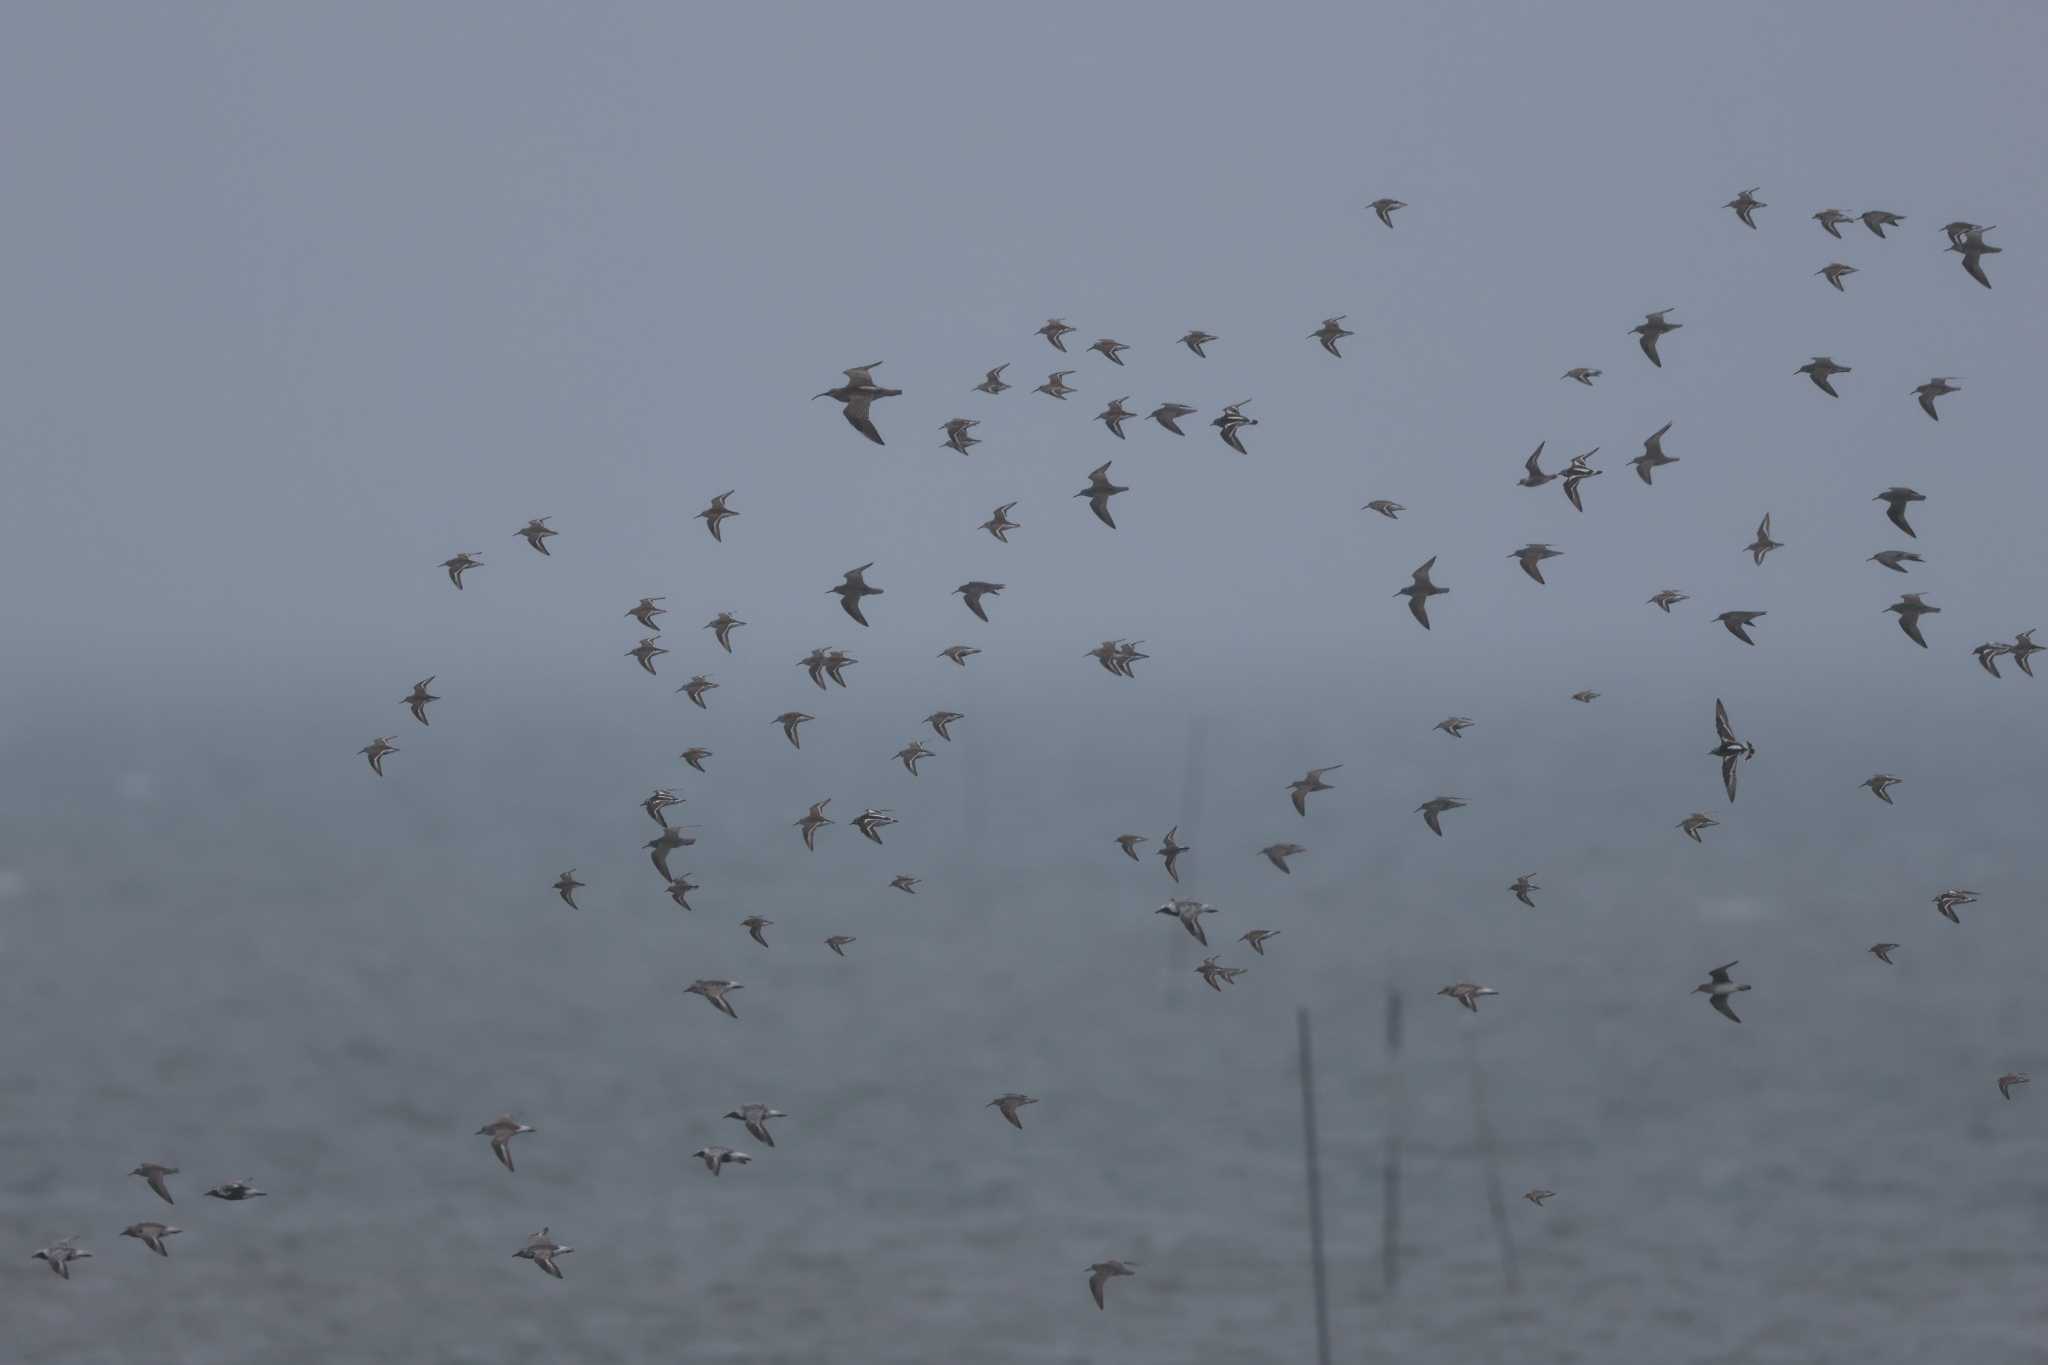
top-left (1369, 197), bottom-right (1406, 228)
top-left (1630, 423), bottom-right (1678, 485)
top-left (1715, 611), bottom-right (1766, 645)
top-left (553, 870), bottom-right (584, 909)
top-left (1860, 209), bottom-right (1904, 237)
top-left (440, 552), bottom-right (482, 589)
top-left (1310, 316), bottom-right (1353, 357)
top-left (1510, 543), bottom-right (1561, 584)
top-left (1095, 397), bottom-right (1136, 439)
top-left (1149, 401), bottom-right (1197, 435)
top-left (973, 364), bottom-right (1010, 395)
top-left (1088, 338), bottom-right (1130, 366)
top-left (1213, 400), bottom-right (1257, 454)
top-left (1398, 557), bottom-right (1448, 629)
top-left (1631, 309), bottom-right (1680, 367)
top-left (1288, 766), bottom-right (1341, 816)
top-left (1868, 550), bottom-right (1922, 574)
top-left (1914, 378), bottom-right (1960, 421)
top-left (1876, 487), bottom-right (1924, 537)
top-left (1948, 226), bottom-right (2000, 288)
top-left (1885, 593), bottom-right (1939, 648)
top-left (1814, 208), bottom-right (1854, 238)
top-left (1710, 699), bottom-right (1757, 803)
top-left (1415, 796), bottom-right (1467, 837)
top-left (1746, 513), bottom-right (1782, 566)
top-left (515, 518), bottom-right (556, 555)
top-left (1798, 356), bottom-right (1851, 397)
top-left (1037, 318), bottom-right (1076, 352)
top-left (1158, 827), bottom-right (1189, 882)
top-left (1180, 329), bottom-right (1218, 357)
top-left (1817, 262), bottom-right (1858, 292)
top-left (402, 677), bottom-right (438, 725)
top-left (1561, 450), bottom-right (1602, 512)
top-left (699, 491), bottom-right (738, 542)
top-left (813, 364), bottom-right (900, 445)
top-left (1076, 462), bottom-right (1127, 529)
top-left (829, 563), bottom-right (882, 626)
top-left (1725, 187), bottom-right (1765, 228)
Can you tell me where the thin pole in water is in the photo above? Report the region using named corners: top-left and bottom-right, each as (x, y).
top-left (1297, 1007), bottom-right (1334, 1365)
top-left (1466, 1031), bottom-right (1521, 1294)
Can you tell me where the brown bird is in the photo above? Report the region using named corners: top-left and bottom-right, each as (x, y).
top-left (1885, 593), bottom-right (1939, 648)
top-left (774, 712), bottom-right (812, 749)
top-left (1240, 929), bottom-right (1280, 955)
top-left (440, 552), bottom-right (482, 589)
top-left (1868, 942), bottom-right (1900, 965)
top-left (1180, 329), bottom-right (1218, 358)
top-left (699, 491), bottom-right (738, 542)
top-left (1288, 766), bottom-right (1341, 817)
top-left (402, 677), bottom-right (438, 725)
top-left (956, 581), bottom-right (1005, 622)
top-left (1088, 338), bottom-right (1130, 366)
top-left (1076, 462), bottom-right (1127, 529)
top-left (795, 800), bottom-right (832, 850)
top-left (1397, 557), bottom-right (1448, 629)
top-left (626, 596), bottom-right (667, 630)
top-left (829, 563), bottom-right (883, 626)
top-left (706, 612), bottom-right (747, 652)
top-left (679, 674), bottom-right (717, 708)
top-left (813, 364), bottom-right (900, 445)
top-left (515, 518), bottom-right (556, 555)
top-left (1998, 1073), bottom-right (2029, 1100)
top-left (476, 1115), bottom-right (535, 1172)
top-left (1158, 827), bottom-right (1190, 882)
top-left (1260, 842), bottom-right (1306, 874)
top-left (360, 736), bottom-right (398, 777)
top-left (1038, 318), bottom-right (1076, 352)
top-left (1115, 834), bottom-right (1149, 861)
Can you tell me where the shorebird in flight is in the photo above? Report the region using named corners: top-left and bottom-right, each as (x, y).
top-left (1158, 827), bottom-right (1189, 882)
top-left (1725, 187), bottom-right (1765, 228)
top-left (940, 644), bottom-right (981, 667)
top-left (1288, 766), bottom-right (1341, 816)
top-left (829, 563), bottom-right (883, 626)
top-left (956, 581), bottom-right (1004, 622)
top-left (1116, 834), bottom-right (1149, 861)
top-left (1438, 982), bottom-right (1498, 1013)
top-left (1180, 329), bottom-right (1218, 357)
top-left (1076, 462), bottom-right (1127, 529)
top-left (1649, 589), bottom-right (1689, 613)
top-left (1416, 796), bottom-right (1467, 837)
top-left (1149, 401), bottom-right (1197, 435)
top-left (1861, 774), bottom-right (1902, 805)
top-left (1999, 1073), bottom-right (2030, 1101)
top-left (1310, 316), bottom-right (1353, 357)
top-left (1886, 593), bottom-right (1939, 648)
top-left (360, 736), bottom-right (398, 777)
top-left (1036, 369), bottom-right (1077, 399)
top-left (1948, 226), bottom-right (1999, 288)
top-left (1510, 875), bottom-right (1538, 908)
top-left (896, 740), bottom-right (934, 775)
top-left (852, 808), bottom-right (896, 844)
top-left (1369, 197), bottom-right (1406, 228)
top-left (1813, 208), bottom-right (1854, 238)
top-left (1095, 396), bottom-right (1137, 439)
top-left (1570, 689), bottom-right (1599, 704)
top-left (1973, 642), bottom-right (2013, 677)
top-left (553, 870), bottom-right (584, 909)
top-left (825, 935), bottom-right (855, 956)
top-left (33, 1237), bottom-right (92, 1279)
top-left (1869, 942), bottom-right (1900, 965)
top-left (1088, 338), bottom-right (1130, 366)
top-left (514, 1228), bottom-right (572, 1279)
top-left (941, 417), bottom-right (981, 455)
top-left (813, 364), bottom-right (900, 445)
top-left (2010, 629), bottom-right (2043, 677)
top-left (774, 712), bottom-right (812, 749)
top-left (403, 677), bottom-right (438, 725)
top-left (1694, 961), bottom-right (1750, 1022)
top-left (1517, 443), bottom-right (1555, 487)
top-left (679, 674), bottom-right (717, 708)
top-left (1510, 543), bottom-right (1562, 584)
top-left (1562, 367), bottom-right (1601, 386)
top-left (121, 1222), bottom-right (180, 1257)
top-left (1817, 262), bottom-right (1858, 292)
top-left (645, 825), bottom-right (694, 882)
top-left (741, 915), bottom-right (773, 947)
top-left (131, 1164), bottom-right (178, 1205)
top-left (440, 552), bottom-right (482, 589)
top-left (1876, 487), bottom-right (1924, 537)
top-left (1798, 356), bottom-right (1851, 397)
top-left (685, 979), bottom-right (741, 1018)
top-left (1746, 513), bottom-right (1782, 566)
top-left (1631, 309), bottom-right (1680, 367)
top-left (627, 596), bottom-right (667, 630)
top-left (1561, 450), bottom-right (1602, 512)
top-left (1157, 897), bottom-right (1217, 945)
top-left (1038, 318), bottom-right (1075, 351)
top-left (1524, 1189), bottom-right (1556, 1207)
top-left (699, 491), bottom-right (738, 541)
top-left (1710, 699), bottom-right (1757, 802)
top-left (628, 638), bottom-right (668, 675)
top-left (973, 364), bottom-right (1010, 395)
top-left (1398, 557), bottom-right (1448, 629)
top-left (989, 1093), bottom-right (1037, 1129)
top-left (1868, 550), bottom-right (1922, 574)
top-left (795, 801), bottom-right (833, 850)
top-left (1934, 889), bottom-right (1978, 924)
top-left (476, 1115), bottom-right (535, 1172)
top-left (1715, 611), bottom-right (1766, 645)
top-left (1088, 1259), bottom-right (1137, 1309)
top-left (515, 517), bottom-right (556, 555)
top-left (925, 711), bottom-right (963, 741)
top-left (1679, 812), bottom-right (1719, 843)
top-left (706, 611), bottom-right (746, 653)
top-left (725, 1104), bottom-right (785, 1147)
top-left (1260, 843), bottom-right (1306, 874)
top-left (692, 1146), bottom-right (752, 1176)
top-left (981, 502), bottom-right (1021, 543)
top-left (889, 874), bottom-right (920, 894)
top-left (1435, 716), bottom-right (1476, 739)
top-left (1631, 423), bottom-right (1678, 484)
top-left (642, 788), bottom-right (684, 827)
top-left (1241, 929), bottom-right (1281, 955)
top-left (1860, 209), bottom-right (1904, 237)
top-left (1213, 399), bottom-right (1256, 454)
top-left (1914, 378), bottom-right (1960, 422)
top-left (1363, 499), bottom-right (1404, 519)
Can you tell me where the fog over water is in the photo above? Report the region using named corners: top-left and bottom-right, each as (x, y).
top-left (4, 4), bottom-right (2048, 1362)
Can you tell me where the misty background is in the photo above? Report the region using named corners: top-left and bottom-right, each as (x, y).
top-left (4, 3), bottom-right (2047, 1362)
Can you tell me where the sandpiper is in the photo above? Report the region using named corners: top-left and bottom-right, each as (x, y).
top-left (645, 825), bottom-right (695, 882)
top-left (1038, 318), bottom-right (1076, 352)
top-left (1948, 226), bottom-right (1999, 289)
top-left (1649, 589), bottom-right (1689, 612)
top-left (941, 417), bottom-right (981, 455)
top-left (1694, 961), bottom-right (1750, 1022)
top-left (477, 1115), bottom-right (535, 1172)
top-left (131, 1163), bottom-right (178, 1205)
top-left (1241, 929), bottom-right (1281, 955)
top-left (1562, 368), bottom-right (1601, 386)
top-left (1885, 593), bottom-right (1939, 648)
top-left (1860, 209), bottom-right (1904, 237)
top-left (1180, 329), bottom-right (1218, 357)
top-left (1076, 462), bottom-right (1126, 529)
top-left (1116, 834), bottom-right (1149, 860)
top-left (1746, 513), bottom-right (1781, 566)
top-left (1369, 197), bottom-right (1405, 228)
top-left (981, 502), bottom-right (1021, 543)
top-left (1517, 443), bottom-right (1555, 487)
top-left (552, 870), bottom-right (583, 908)
top-left (1913, 378), bottom-right (1959, 422)
top-left (939, 644), bottom-right (981, 667)
top-left (829, 563), bottom-right (882, 626)
top-left (360, 736), bottom-right (398, 776)
top-left (685, 979), bottom-right (742, 1018)
top-left (925, 711), bottom-right (963, 741)
top-left (725, 1104), bottom-right (785, 1147)
top-left (1149, 401), bottom-right (1197, 435)
top-left (1510, 543), bottom-right (1562, 584)
top-left (1876, 487), bottom-right (1924, 537)
top-left (120, 1222), bottom-right (180, 1256)
top-left (2010, 629), bottom-right (2043, 677)
top-left (699, 491), bottom-right (738, 542)
top-left (1158, 898), bottom-right (1216, 945)
top-left (1933, 889), bottom-right (1977, 924)
top-left (626, 596), bottom-right (667, 630)
top-left (1998, 1073), bottom-right (2030, 1100)
top-left (1817, 262), bottom-right (1858, 292)
top-left (1631, 422), bottom-right (1678, 485)
top-left (1524, 1189), bottom-right (1556, 1206)
top-left (692, 1146), bottom-right (752, 1176)
top-left (642, 787), bottom-right (683, 827)
top-left (795, 800), bottom-right (832, 850)
top-left (896, 741), bottom-right (934, 775)
top-left (32, 1237), bottom-right (91, 1279)
top-left (514, 1228), bottom-right (572, 1278)
top-left (1869, 942), bottom-right (1900, 964)
top-left (1798, 356), bottom-right (1850, 397)
top-left (1813, 208), bottom-right (1854, 238)
top-left (989, 1093), bottom-right (1038, 1129)
top-left (203, 1179), bottom-right (267, 1201)
top-left (1861, 774), bottom-right (1902, 805)
top-left (741, 915), bottom-right (773, 948)
top-left (1725, 187), bottom-right (1765, 228)
top-left (1088, 338), bottom-right (1130, 366)
top-left (1310, 315), bottom-right (1353, 357)
top-left (1416, 796), bottom-right (1467, 837)
top-left (825, 935), bottom-right (855, 955)
top-left (774, 712), bottom-right (812, 749)
top-left (956, 581), bottom-right (1004, 622)
top-left (1679, 812), bottom-right (1719, 843)
top-left (1158, 827), bottom-right (1190, 882)
top-left (1868, 550), bottom-right (1921, 574)
top-left (1088, 1259), bottom-right (1137, 1309)
top-left (852, 808), bottom-right (896, 844)
top-left (890, 874), bottom-right (920, 894)
top-left (1973, 642), bottom-right (2012, 678)
top-left (1438, 982), bottom-right (1498, 1013)
top-left (1261, 842), bottom-right (1306, 874)
top-left (628, 637), bottom-right (669, 675)
top-left (1036, 369), bottom-right (1077, 399)
top-left (1715, 611), bottom-right (1766, 645)
top-left (1435, 717), bottom-right (1476, 739)
top-left (1363, 499), bottom-right (1404, 519)
top-left (1631, 309), bottom-right (1680, 367)
top-left (1288, 766), bottom-right (1341, 816)
top-left (813, 364), bottom-right (900, 445)
top-left (440, 552), bottom-right (482, 589)
top-left (1510, 875), bottom-right (1538, 908)
top-left (403, 677), bottom-right (438, 725)
top-left (1711, 699), bottom-right (1757, 802)
top-left (665, 875), bottom-right (700, 911)
top-left (973, 364), bottom-right (1010, 394)
top-left (515, 517), bottom-right (556, 555)
top-left (679, 674), bottom-right (717, 708)
top-left (1571, 690), bottom-right (1599, 704)
top-left (1398, 557), bottom-right (1448, 629)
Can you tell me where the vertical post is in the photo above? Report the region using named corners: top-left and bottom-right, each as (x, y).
top-left (1467, 1032), bottom-right (1521, 1295)
top-left (1297, 1007), bottom-right (1334, 1365)
top-left (1381, 988), bottom-right (1403, 1296)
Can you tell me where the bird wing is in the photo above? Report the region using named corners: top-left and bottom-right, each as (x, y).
top-left (1291, 786), bottom-right (1307, 817)
top-left (1714, 699), bottom-right (1736, 744)
top-left (1088, 494), bottom-right (1117, 529)
top-left (1918, 391), bottom-right (1939, 421)
top-left (1710, 994), bottom-right (1742, 1024)
top-left (1638, 331), bottom-right (1662, 367)
top-left (1886, 500), bottom-right (1915, 537)
top-left (1721, 754), bottom-right (1740, 803)
top-left (840, 397), bottom-right (884, 445)
top-left (1422, 807), bottom-right (1443, 836)
top-left (1708, 961), bottom-right (1737, 983)
top-left (1963, 252), bottom-right (1992, 289)
top-left (493, 1136), bottom-right (515, 1172)
top-left (1408, 591), bottom-right (1431, 629)
top-left (1899, 613), bottom-right (1928, 648)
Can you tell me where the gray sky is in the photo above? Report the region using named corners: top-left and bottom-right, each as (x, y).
top-left (4, 5), bottom-right (2047, 1360)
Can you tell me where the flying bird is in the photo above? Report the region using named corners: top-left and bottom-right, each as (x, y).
top-left (1149, 401), bottom-right (1197, 435)
top-left (852, 808), bottom-right (896, 844)
top-left (1076, 462), bottom-right (1127, 529)
top-left (1260, 843), bottom-right (1306, 874)
top-left (1095, 396), bottom-right (1136, 439)
top-left (360, 736), bottom-right (398, 777)
top-left (1631, 309), bottom-right (1680, 367)
top-left (1510, 875), bottom-right (1538, 908)
top-left (940, 644), bottom-right (980, 667)
top-left (440, 552), bottom-right (482, 589)
top-left (1746, 513), bottom-right (1782, 566)
top-left (829, 563), bottom-right (882, 626)
top-left (1510, 543), bottom-right (1561, 584)
top-left (1933, 889), bottom-right (1978, 924)
top-left (1435, 716), bottom-right (1476, 739)
top-left (1158, 827), bottom-right (1189, 882)
top-left (941, 417), bottom-right (981, 455)
top-left (1711, 699), bottom-right (1757, 803)
top-left (1679, 812), bottom-right (1719, 843)
top-left (1862, 774), bottom-right (1902, 805)
top-left (2010, 629), bottom-right (2043, 677)
top-left (1868, 942), bottom-right (1900, 964)
top-left (32, 1237), bottom-right (92, 1279)
top-left (1369, 197), bottom-right (1406, 228)
top-left (956, 581), bottom-right (1004, 622)
top-left (1813, 208), bottom-right (1854, 238)
top-left (741, 915), bottom-right (773, 948)
top-left (1948, 226), bottom-right (1999, 288)
top-left (553, 870), bottom-right (584, 909)
top-left (725, 1103), bottom-right (785, 1148)
top-left (644, 825), bottom-right (695, 882)
top-left (825, 935), bottom-right (855, 956)
top-left (1876, 487), bottom-right (1924, 537)
top-left (514, 1228), bottom-right (572, 1279)
top-left (1715, 611), bottom-right (1766, 645)
top-left (626, 596), bottom-right (667, 630)
top-left (1562, 368), bottom-right (1601, 386)
top-left (1438, 982), bottom-right (1498, 1013)
top-left (973, 364), bottom-right (1010, 394)
top-left (1570, 689), bottom-right (1599, 703)
top-left (1157, 897), bottom-right (1217, 945)
top-left (706, 611), bottom-right (746, 653)
top-left (402, 677), bottom-right (438, 725)
top-left (1517, 443), bottom-right (1555, 487)
top-left (1561, 450), bottom-right (1602, 512)
top-left (1288, 766), bottom-right (1341, 816)
top-left (476, 1115), bottom-right (535, 1173)
top-left (1213, 399), bottom-right (1257, 454)
top-left (1914, 378), bottom-right (1960, 421)
top-left (203, 1179), bottom-right (267, 1201)
top-left (1088, 1260), bottom-right (1137, 1310)
top-left (1694, 961), bottom-right (1751, 1022)
top-left (1363, 499), bottom-right (1404, 519)
top-left (896, 741), bottom-right (934, 775)
top-left (795, 800), bottom-right (833, 850)
top-left (1180, 329), bottom-right (1218, 357)
top-left (1649, 589), bottom-right (1689, 612)
top-left (1798, 356), bottom-right (1851, 397)
top-left (685, 979), bottom-right (742, 1018)
top-left (1885, 593), bottom-right (1939, 648)
top-left (130, 1163), bottom-right (178, 1206)
top-left (120, 1222), bottom-right (181, 1257)
top-left (989, 1093), bottom-right (1038, 1129)
top-left (1973, 642), bottom-right (2012, 678)
top-left (1860, 209), bottom-right (1904, 237)
top-left (1241, 929), bottom-right (1281, 955)
top-left (774, 712), bottom-right (812, 749)
top-left (1630, 423), bottom-right (1678, 484)
top-left (1868, 550), bottom-right (1922, 574)
top-left (1037, 318), bottom-right (1076, 352)
top-left (813, 364), bottom-right (900, 445)
top-left (1999, 1073), bottom-right (2030, 1101)
top-left (1088, 338), bottom-right (1130, 366)
top-left (981, 502), bottom-right (1021, 543)
top-left (642, 787), bottom-right (683, 827)
top-left (925, 711), bottom-right (963, 742)
top-left (1817, 262), bottom-right (1858, 292)
top-left (515, 517), bottom-right (556, 555)
top-left (1116, 834), bottom-right (1149, 861)
top-left (699, 491), bottom-right (738, 542)
top-left (1524, 1190), bottom-right (1556, 1207)
top-left (1036, 369), bottom-right (1077, 399)
top-left (679, 674), bottom-right (718, 708)
top-left (691, 1146), bottom-right (752, 1176)
top-left (890, 874), bottom-right (920, 894)
top-left (1725, 187), bottom-right (1765, 228)
top-left (627, 637), bottom-right (669, 675)
top-left (1416, 796), bottom-right (1467, 837)
top-left (1310, 316), bottom-right (1353, 357)
top-left (1398, 557), bottom-right (1448, 629)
